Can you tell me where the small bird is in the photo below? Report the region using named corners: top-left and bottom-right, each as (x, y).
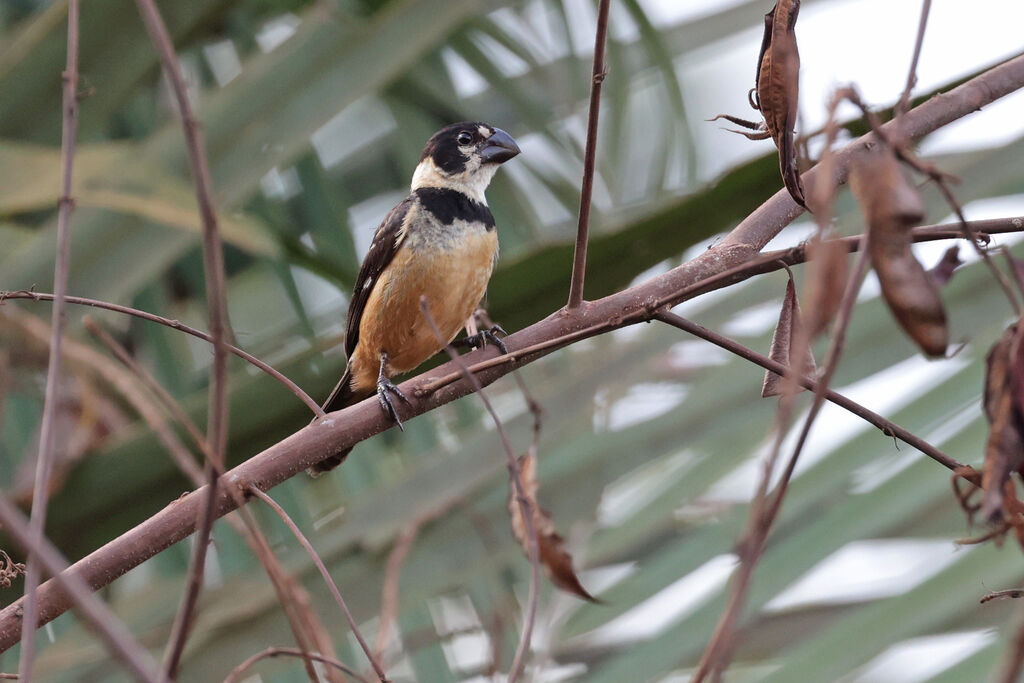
top-left (310, 122), bottom-right (521, 474)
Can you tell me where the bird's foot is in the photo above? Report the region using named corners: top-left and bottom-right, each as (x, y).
top-left (457, 324), bottom-right (509, 354)
top-left (377, 376), bottom-right (412, 430)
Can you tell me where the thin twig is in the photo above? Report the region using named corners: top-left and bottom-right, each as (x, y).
top-left (419, 297), bottom-right (540, 682)
top-left (20, 2), bottom-right (80, 677)
top-left (0, 290), bottom-right (324, 417)
top-left (982, 589), bottom-right (1024, 604)
top-left (375, 498), bottom-right (461, 660)
top-left (83, 318), bottom-right (205, 483)
top-left (998, 600), bottom-right (1024, 683)
top-left (566, 0), bottom-right (611, 309)
top-left (247, 486), bottom-right (390, 682)
top-left (653, 311), bottom-right (962, 471)
top-left (690, 241), bottom-right (872, 681)
top-left (896, 0), bottom-right (932, 116)
top-left (223, 647), bottom-right (369, 683)
top-left (0, 492), bottom-right (163, 683)
top-left (134, 0), bottom-right (232, 673)
top-left (839, 88), bottom-right (1022, 315)
top-left (84, 320), bottom-right (331, 683)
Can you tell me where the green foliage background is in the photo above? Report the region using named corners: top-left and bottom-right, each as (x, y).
top-left (0, 0), bottom-right (1023, 680)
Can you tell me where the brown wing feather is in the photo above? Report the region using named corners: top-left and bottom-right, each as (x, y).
top-left (344, 195), bottom-right (415, 357)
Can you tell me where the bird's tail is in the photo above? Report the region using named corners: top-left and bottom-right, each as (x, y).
top-left (307, 367), bottom-right (372, 475)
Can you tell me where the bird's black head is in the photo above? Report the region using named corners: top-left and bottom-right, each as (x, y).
top-left (412, 122), bottom-right (520, 202)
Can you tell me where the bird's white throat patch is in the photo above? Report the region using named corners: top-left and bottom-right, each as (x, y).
top-left (411, 157), bottom-right (498, 205)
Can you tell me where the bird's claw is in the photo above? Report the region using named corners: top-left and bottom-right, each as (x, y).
top-left (459, 325), bottom-right (509, 354)
top-left (377, 377), bottom-right (412, 430)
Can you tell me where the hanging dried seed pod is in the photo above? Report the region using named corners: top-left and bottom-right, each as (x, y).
top-left (849, 144), bottom-right (948, 357)
top-left (710, 0), bottom-right (805, 208)
top-left (753, 0), bottom-right (805, 208)
top-left (802, 235), bottom-right (848, 338)
top-left (980, 321), bottom-right (1024, 522)
top-left (763, 274), bottom-right (817, 397)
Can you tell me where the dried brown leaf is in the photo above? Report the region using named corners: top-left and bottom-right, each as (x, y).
top-left (509, 454), bottom-right (600, 603)
top-left (802, 236), bottom-right (848, 338)
top-left (928, 245), bottom-right (964, 286)
top-left (981, 321), bottom-right (1024, 521)
top-left (850, 145), bottom-right (948, 357)
top-left (762, 276), bottom-right (817, 397)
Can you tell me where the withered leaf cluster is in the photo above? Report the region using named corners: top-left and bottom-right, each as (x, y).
top-left (712, 0), bottom-right (805, 208)
top-left (509, 453), bottom-right (599, 603)
top-left (849, 144), bottom-right (948, 358)
top-left (981, 321), bottom-right (1024, 523)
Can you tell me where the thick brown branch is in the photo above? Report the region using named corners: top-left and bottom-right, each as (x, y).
top-left (0, 51), bottom-right (1018, 650)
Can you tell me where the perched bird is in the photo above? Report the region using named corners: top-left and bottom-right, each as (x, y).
top-left (310, 122), bottom-right (521, 474)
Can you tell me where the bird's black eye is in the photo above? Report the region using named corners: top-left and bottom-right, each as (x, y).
top-left (456, 131), bottom-right (473, 146)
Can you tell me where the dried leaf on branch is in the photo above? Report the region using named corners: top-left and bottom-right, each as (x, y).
top-left (711, 0), bottom-right (805, 207)
top-left (849, 144), bottom-right (948, 357)
top-left (980, 321), bottom-right (1024, 522)
top-left (509, 453), bottom-right (599, 603)
top-left (762, 274), bottom-right (817, 397)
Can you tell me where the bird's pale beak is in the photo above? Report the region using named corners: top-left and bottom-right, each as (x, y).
top-left (480, 128), bottom-right (521, 164)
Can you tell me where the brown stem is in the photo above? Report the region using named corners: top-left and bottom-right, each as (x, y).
top-left (133, 0), bottom-right (232, 675)
top-left (223, 647), bottom-right (368, 683)
top-left (0, 54), bottom-right (1018, 649)
top-left (896, 0), bottom-right (933, 115)
top-left (0, 290), bottom-right (324, 417)
top-left (20, 2), bottom-right (80, 678)
top-left (374, 498), bottom-right (460, 660)
top-left (653, 311), bottom-right (963, 471)
top-left (84, 320), bottom-right (330, 683)
top-left (247, 486), bottom-right (390, 683)
top-left (566, 0), bottom-right (611, 309)
top-left (419, 298), bottom-right (539, 682)
top-left (998, 601), bottom-right (1024, 683)
top-left (690, 243), bottom-right (872, 681)
top-left (0, 492), bottom-right (163, 683)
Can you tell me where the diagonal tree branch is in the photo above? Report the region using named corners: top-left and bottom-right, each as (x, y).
top-left (0, 50), bottom-right (1020, 651)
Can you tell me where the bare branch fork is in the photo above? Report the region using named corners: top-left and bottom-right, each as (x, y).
top-left (2, 49), bottom-right (1023, 652)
